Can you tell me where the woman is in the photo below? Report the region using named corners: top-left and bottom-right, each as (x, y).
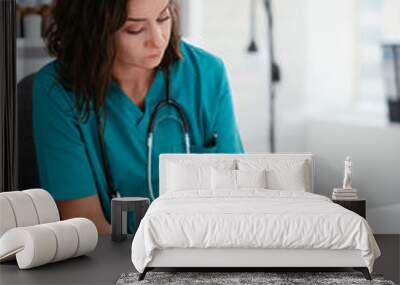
top-left (33, 0), bottom-right (243, 234)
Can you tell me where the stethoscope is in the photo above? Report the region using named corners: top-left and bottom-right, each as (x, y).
top-left (96, 67), bottom-right (191, 201)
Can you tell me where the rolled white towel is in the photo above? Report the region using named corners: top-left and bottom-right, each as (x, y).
top-left (0, 225), bottom-right (57, 268)
top-left (0, 189), bottom-right (60, 238)
top-left (0, 191), bottom-right (40, 228)
top-left (0, 218), bottom-right (98, 269)
top-left (0, 196), bottom-right (17, 237)
top-left (66, 218), bottom-right (98, 258)
top-left (23, 189), bottom-right (60, 224)
top-left (41, 221), bottom-right (79, 262)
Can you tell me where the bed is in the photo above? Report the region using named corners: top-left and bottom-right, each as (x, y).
top-left (131, 154), bottom-right (381, 281)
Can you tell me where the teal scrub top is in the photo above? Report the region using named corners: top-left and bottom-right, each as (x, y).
top-left (33, 40), bottom-right (244, 231)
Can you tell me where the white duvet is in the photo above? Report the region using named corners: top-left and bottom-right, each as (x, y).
top-left (131, 190), bottom-right (380, 273)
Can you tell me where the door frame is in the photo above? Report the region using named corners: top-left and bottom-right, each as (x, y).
top-left (0, 0), bottom-right (18, 192)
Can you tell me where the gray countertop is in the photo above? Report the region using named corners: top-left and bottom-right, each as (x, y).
top-left (1, 235), bottom-right (398, 284)
top-left (0, 235), bottom-right (134, 285)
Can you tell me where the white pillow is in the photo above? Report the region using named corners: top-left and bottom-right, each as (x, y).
top-left (236, 169), bottom-right (268, 189)
top-left (212, 168), bottom-right (236, 190)
top-left (211, 169), bottom-right (268, 190)
top-left (165, 158), bottom-right (236, 170)
top-left (167, 162), bottom-right (212, 191)
top-left (237, 159), bottom-right (308, 191)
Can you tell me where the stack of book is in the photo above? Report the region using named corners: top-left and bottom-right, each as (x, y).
top-left (332, 188), bottom-right (358, 200)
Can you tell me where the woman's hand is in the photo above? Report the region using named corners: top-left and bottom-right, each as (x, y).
top-left (55, 195), bottom-right (112, 235)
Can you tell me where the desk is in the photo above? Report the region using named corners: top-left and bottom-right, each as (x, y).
top-left (0, 235), bottom-right (134, 285)
top-left (1, 235), bottom-right (398, 284)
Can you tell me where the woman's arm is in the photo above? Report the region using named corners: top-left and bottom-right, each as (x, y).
top-left (56, 195), bottom-right (112, 235)
top-left (33, 66), bottom-right (109, 234)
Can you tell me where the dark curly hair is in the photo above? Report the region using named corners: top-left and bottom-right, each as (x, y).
top-left (45, 0), bottom-right (182, 119)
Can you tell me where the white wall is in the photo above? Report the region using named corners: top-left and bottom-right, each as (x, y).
top-left (383, 0), bottom-right (400, 42)
top-left (274, 0), bottom-right (309, 152)
top-left (17, 39), bottom-right (52, 82)
top-left (185, 0), bottom-right (309, 152)
top-left (303, 0), bottom-right (400, 234)
top-left (305, 0), bottom-right (357, 110)
top-left (306, 120), bottom-right (400, 234)
top-left (178, 0), bottom-right (203, 43)
top-left (184, 0), bottom-right (400, 234)
top-left (193, 0), bottom-right (270, 152)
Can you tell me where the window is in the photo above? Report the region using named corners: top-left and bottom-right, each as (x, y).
top-left (355, 0), bottom-right (385, 113)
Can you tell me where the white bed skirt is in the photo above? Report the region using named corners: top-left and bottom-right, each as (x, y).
top-left (148, 248), bottom-right (366, 268)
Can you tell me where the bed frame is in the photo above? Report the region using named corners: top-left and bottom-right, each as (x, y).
top-left (140, 248), bottom-right (370, 280)
top-left (138, 154), bottom-right (372, 281)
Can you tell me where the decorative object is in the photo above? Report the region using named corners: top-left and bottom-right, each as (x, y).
top-left (0, 189), bottom-right (98, 269)
top-left (332, 156), bottom-right (358, 200)
top-left (22, 6), bottom-right (42, 39)
top-left (343, 156), bottom-right (352, 190)
top-left (0, 218), bottom-right (98, 269)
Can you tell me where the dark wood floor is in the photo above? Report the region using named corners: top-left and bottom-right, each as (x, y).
top-left (373, 234), bottom-right (400, 284)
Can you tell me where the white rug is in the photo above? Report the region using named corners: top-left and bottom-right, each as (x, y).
top-left (116, 271), bottom-right (396, 285)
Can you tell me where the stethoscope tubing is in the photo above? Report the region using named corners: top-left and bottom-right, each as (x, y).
top-left (97, 67), bottom-right (191, 201)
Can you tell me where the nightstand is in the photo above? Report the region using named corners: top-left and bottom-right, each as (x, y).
top-left (332, 199), bottom-right (366, 219)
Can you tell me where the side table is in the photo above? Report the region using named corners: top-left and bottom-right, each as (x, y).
top-left (332, 198), bottom-right (366, 219)
top-left (111, 197), bottom-right (150, 242)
